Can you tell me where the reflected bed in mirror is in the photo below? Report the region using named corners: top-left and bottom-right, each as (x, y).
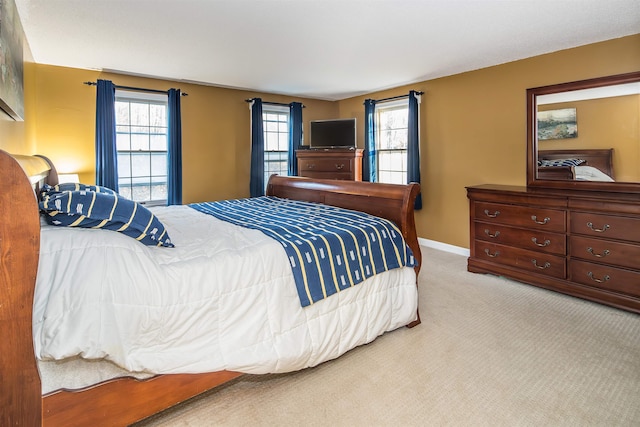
top-left (538, 148), bottom-right (614, 182)
top-left (527, 71), bottom-right (640, 193)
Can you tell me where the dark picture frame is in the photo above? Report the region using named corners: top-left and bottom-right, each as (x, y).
top-left (0, 0), bottom-right (24, 121)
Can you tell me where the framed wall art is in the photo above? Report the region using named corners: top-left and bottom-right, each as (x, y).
top-left (0, 0), bottom-right (24, 121)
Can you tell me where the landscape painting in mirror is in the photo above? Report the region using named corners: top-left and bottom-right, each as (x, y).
top-left (537, 108), bottom-right (577, 140)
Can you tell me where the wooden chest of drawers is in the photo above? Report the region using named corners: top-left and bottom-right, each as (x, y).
top-left (296, 149), bottom-right (363, 181)
top-left (467, 184), bottom-right (640, 313)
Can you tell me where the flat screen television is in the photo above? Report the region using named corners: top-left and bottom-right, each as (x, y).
top-left (309, 118), bottom-right (356, 149)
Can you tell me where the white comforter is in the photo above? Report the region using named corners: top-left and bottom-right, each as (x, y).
top-left (574, 165), bottom-right (615, 182)
top-left (34, 205), bottom-right (418, 375)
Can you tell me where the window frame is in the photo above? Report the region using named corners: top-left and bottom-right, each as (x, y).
top-left (115, 90), bottom-right (169, 206)
top-left (375, 98), bottom-right (409, 185)
top-left (262, 104), bottom-right (291, 189)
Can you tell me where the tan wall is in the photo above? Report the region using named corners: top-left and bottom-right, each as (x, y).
top-left (21, 65), bottom-right (337, 203)
top-left (338, 34), bottom-right (640, 248)
top-left (0, 34), bottom-right (638, 249)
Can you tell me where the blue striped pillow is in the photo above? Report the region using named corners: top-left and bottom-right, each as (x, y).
top-left (538, 158), bottom-right (586, 167)
top-left (39, 190), bottom-right (174, 247)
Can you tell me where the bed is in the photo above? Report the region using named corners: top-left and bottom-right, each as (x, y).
top-left (0, 149), bottom-right (422, 426)
top-left (537, 148), bottom-right (614, 181)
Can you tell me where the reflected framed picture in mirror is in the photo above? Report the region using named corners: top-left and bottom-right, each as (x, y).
top-left (537, 108), bottom-right (577, 140)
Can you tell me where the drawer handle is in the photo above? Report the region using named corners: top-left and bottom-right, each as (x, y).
top-left (587, 222), bottom-right (610, 233)
top-left (587, 272), bottom-right (610, 284)
top-left (483, 209), bottom-right (500, 218)
top-left (531, 237), bottom-right (551, 247)
top-left (532, 259), bottom-right (551, 270)
top-left (484, 248), bottom-right (500, 258)
top-left (335, 164), bottom-right (345, 170)
top-left (307, 164), bottom-right (315, 169)
top-left (484, 229), bottom-right (500, 238)
top-left (531, 215), bottom-right (550, 225)
top-left (586, 247), bottom-right (610, 258)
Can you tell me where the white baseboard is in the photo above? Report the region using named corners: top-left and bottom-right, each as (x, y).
top-left (418, 238), bottom-right (470, 257)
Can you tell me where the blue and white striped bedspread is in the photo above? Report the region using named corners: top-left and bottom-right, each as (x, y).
top-left (189, 196), bottom-right (417, 307)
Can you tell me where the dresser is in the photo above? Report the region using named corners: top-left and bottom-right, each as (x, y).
top-left (296, 148), bottom-right (363, 181)
top-left (467, 184), bottom-right (640, 313)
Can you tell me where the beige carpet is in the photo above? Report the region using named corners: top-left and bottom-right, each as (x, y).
top-left (134, 247), bottom-right (640, 427)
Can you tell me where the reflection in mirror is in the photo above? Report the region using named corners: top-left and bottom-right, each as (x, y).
top-left (538, 82), bottom-right (640, 182)
top-left (527, 71), bottom-right (640, 193)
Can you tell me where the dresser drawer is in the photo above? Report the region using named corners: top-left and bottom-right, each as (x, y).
top-left (299, 158), bottom-right (353, 173)
top-left (569, 235), bottom-right (640, 270)
top-left (570, 212), bottom-right (640, 242)
top-left (474, 222), bottom-right (566, 255)
top-left (474, 241), bottom-right (566, 279)
top-left (570, 260), bottom-right (640, 298)
top-left (474, 202), bottom-right (566, 232)
top-left (299, 171), bottom-right (353, 180)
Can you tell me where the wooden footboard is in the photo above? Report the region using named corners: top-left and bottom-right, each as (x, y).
top-left (0, 150), bottom-right (421, 426)
top-left (43, 371), bottom-right (242, 426)
top-left (537, 165), bottom-right (575, 180)
top-left (266, 174), bottom-right (422, 277)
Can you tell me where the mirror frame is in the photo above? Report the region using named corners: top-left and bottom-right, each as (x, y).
top-left (527, 70), bottom-right (640, 194)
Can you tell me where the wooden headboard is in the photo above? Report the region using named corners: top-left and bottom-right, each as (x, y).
top-left (11, 153), bottom-right (59, 192)
top-left (538, 148), bottom-right (614, 180)
top-left (0, 150), bottom-right (45, 425)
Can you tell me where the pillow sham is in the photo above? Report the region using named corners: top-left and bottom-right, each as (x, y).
top-left (39, 190), bottom-right (174, 247)
top-left (41, 182), bottom-right (117, 195)
top-left (538, 158), bottom-right (586, 167)
top-left (54, 182), bottom-right (117, 194)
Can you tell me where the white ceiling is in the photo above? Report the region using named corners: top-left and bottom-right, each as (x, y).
top-left (15, 0), bottom-right (640, 101)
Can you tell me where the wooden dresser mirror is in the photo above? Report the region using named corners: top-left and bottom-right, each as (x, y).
top-left (526, 71), bottom-right (640, 194)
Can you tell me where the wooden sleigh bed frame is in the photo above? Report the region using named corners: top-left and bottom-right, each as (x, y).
top-left (0, 149), bottom-right (422, 426)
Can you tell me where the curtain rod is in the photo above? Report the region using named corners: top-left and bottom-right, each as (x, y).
top-left (84, 81), bottom-right (188, 96)
top-left (366, 91), bottom-right (424, 104)
top-left (245, 98), bottom-right (305, 108)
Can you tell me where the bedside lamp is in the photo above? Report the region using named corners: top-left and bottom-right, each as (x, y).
top-left (58, 173), bottom-right (80, 183)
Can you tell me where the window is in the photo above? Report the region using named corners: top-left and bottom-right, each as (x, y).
top-left (376, 100), bottom-right (408, 185)
top-left (115, 91), bottom-right (168, 205)
top-left (263, 105), bottom-right (290, 187)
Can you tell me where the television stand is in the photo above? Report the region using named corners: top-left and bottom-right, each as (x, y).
top-left (296, 148), bottom-right (363, 180)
